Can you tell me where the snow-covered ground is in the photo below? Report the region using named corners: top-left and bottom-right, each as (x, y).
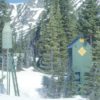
top-left (0, 67), bottom-right (87, 100)
top-left (17, 67), bottom-right (44, 98)
top-left (0, 94), bottom-right (87, 100)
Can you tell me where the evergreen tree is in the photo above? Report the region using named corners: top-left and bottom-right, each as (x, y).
top-left (78, 0), bottom-right (100, 98)
top-left (59, 0), bottom-right (78, 97)
top-left (47, 0), bottom-right (67, 75)
top-left (78, 0), bottom-right (98, 36)
top-left (46, 0), bottom-right (68, 97)
top-left (59, 0), bottom-right (78, 43)
top-left (36, 0), bottom-right (51, 69)
top-left (37, 0), bottom-right (68, 97)
top-left (91, 27), bottom-right (100, 100)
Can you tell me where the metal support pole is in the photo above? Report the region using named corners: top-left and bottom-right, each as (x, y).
top-left (2, 53), bottom-right (4, 82)
top-left (11, 53), bottom-right (20, 96)
top-left (7, 49), bottom-right (10, 95)
top-left (50, 49), bottom-right (54, 75)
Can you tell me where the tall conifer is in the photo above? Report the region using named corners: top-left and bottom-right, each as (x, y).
top-left (78, 0), bottom-right (100, 98)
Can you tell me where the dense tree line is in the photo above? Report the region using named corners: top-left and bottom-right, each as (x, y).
top-left (33, 0), bottom-right (77, 98)
top-left (31, 0), bottom-right (100, 98)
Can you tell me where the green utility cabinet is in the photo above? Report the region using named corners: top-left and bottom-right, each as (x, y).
top-left (68, 35), bottom-right (92, 92)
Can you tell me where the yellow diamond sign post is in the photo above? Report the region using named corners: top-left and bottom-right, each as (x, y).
top-left (78, 47), bottom-right (86, 56)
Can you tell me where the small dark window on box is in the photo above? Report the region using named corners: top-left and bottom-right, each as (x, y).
top-left (75, 72), bottom-right (80, 82)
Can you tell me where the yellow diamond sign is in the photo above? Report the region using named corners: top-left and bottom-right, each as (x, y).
top-left (78, 47), bottom-right (86, 56)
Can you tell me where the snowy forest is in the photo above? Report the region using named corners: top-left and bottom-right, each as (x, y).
top-left (0, 0), bottom-right (100, 100)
